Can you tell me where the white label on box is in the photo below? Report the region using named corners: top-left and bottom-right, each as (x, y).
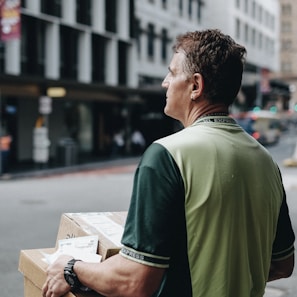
top-left (75, 213), bottom-right (124, 247)
top-left (42, 235), bottom-right (101, 264)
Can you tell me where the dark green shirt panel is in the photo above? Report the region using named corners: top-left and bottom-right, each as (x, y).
top-left (121, 143), bottom-right (192, 296)
top-left (121, 143), bottom-right (185, 258)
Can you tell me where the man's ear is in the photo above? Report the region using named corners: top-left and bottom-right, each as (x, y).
top-left (191, 73), bottom-right (204, 99)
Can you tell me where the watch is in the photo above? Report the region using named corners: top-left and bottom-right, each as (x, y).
top-left (64, 258), bottom-right (91, 292)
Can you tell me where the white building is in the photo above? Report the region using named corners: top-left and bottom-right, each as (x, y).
top-left (134, 0), bottom-right (281, 110)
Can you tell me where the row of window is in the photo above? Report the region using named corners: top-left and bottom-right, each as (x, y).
top-left (236, 19), bottom-right (275, 53)
top-left (235, 0), bottom-right (275, 30)
top-left (1, 15), bottom-right (130, 85)
top-left (281, 4), bottom-right (292, 16)
top-left (135, 21), bottom-right (169, 62)
top-left (21, 0), bottom-right (134, 37)
top-left (148, 0), bottom-right (203, 22)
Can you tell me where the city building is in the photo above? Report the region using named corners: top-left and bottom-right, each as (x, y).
top-left (0, 0), bottom-right (284, 173)
top-left (1, 0), bottom-right (139, 171)
top-left (277, 0), bottom-right (297, 111)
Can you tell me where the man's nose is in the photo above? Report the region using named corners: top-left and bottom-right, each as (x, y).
top-left (161, 77), bottom-right (169, 88)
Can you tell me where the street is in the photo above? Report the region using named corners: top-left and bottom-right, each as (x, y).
top-left (1, 128), bottom-right (297, 297)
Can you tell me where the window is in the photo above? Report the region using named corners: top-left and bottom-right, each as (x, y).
top-left (235, 0), bottom-right (240, 9)
top-left (135, 19), bottom-right (141, 56)
top-left (188, 0), bottom-right (193, 19)
top-left (244, 0), bottom-right (248, 13)
top-left (235, 18), bottom-right (241, 39)
top-left (21, 15), bottom-right (46, 76)
top-left (244, 23), bottom-right (249, 42)
top-left (258, 5), bottom-right (262, 23)
top-left (258, 32), bottom-right (262, 49)
top-left (162, 0), bottom-right (167, 9)
top-left (118, 41), bottom-right (128, 85)
top-left (179, 0), bottom-right (183, 16)
top-left (252, 1), bottom-right (256, 18)
top-left (161, 29), bottom-right (168, 62)
top-left (282, 39), bottom-right (292, 51)
top-left (282, 4), bottom-right (292, 16)
top-left (251, 28), bottom-right (256, 46)
top-left (197, 0), bottom-right (203, 22)
top-left (282, 22), bottom-right (292, 33)
top-left (147, 24), bottom-right (155, 59)
top-left (281, 61), bottom-right (292, 73)
top-left (92, 34), bottom-right (107, 83)
top-left (40, 0), bottom-right (61, 17)
top-left (0, 42), bottom-right (4, 73)
top-left (60, 26), bottom-right (78, 79)
top-left (76, 0), bottom-right (91, 25)
top-left (105, 0), bottom-right (117, 33)
top-left (21, 0), bottom-right (26, 8)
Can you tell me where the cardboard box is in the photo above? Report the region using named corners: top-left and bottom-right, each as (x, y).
top-left (19, 248), bottom-right (103, 297)
top-left (56, 212), bottom-right (127, 260)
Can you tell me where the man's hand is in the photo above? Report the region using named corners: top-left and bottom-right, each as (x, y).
top-left (42, 254), bottom-right (73, 297)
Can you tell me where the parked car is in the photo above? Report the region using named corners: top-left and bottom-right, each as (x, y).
top-left (232, 111), bottom-right (281, 145)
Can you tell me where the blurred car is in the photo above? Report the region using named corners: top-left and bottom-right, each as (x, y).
top-left (232, 111), bottom-right (281, 146)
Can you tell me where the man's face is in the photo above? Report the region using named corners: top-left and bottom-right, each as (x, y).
top-left (162, 52), bottom-right (193, 122)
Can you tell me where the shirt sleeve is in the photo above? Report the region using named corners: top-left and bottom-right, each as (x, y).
top-left (120, 143), bottom-right (185, 268)
top-left (271, 187), bottom-right (295, 261)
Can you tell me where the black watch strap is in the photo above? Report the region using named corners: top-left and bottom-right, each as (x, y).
top-left (64, 258), bottom-right (91, 291)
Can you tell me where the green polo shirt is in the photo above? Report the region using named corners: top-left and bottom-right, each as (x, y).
top-left (120, 116), bottom-right (295, 297)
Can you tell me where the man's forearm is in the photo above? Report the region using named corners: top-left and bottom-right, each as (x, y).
top-left (74, 253), bottom-right (165, 297)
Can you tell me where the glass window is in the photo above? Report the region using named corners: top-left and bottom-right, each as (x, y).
top-left (251, 28), bottom-right (256, 46)
top-left (244, 23), bottom-right (249, 42)
top-left (21, 15), bottom-right (46, 76)
top-left (258, 5), bottom-right (262, 23)
top-left (252, 1), bottom-right (256, 18)
top-left (105, 0), bottom-right (117, 33)
top-left (282, 4), bottom-right (292, 16)
top-left (60, 26), bottom-right (78, 79)
top-left (135, 19), bottom-right (141, 56)
top-left (161, 28), bottom-right (168, 61)
top-left (91, 34), bottom-right (107, 83)
top-left (40, 0), bottom-right (61, 17)
top-left (236, 18), bottom-right (241, 39)
top-left (188, 0), bottom-right (193, 19)
top-left (162, 0), bottom-right (167, 9)
top-left (0, 42), bottom-right (5, 73)
top-left (147, 23), bottom-right (155, 59)
top-left (197, 0), bottom-right (203, 22)
top-left (179, 0), bottom-right (183, 16)
top-left (244, 0), bottom-right (248, 13)
top-left (281, 61), bottom-right (291, 73)
top-left (118, 41), bottom-right (128, 85)
top-left (76, 0), bottom-right (91, 25)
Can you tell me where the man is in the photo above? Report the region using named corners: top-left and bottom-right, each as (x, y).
top-left (42, 29), bottom-right (295, 297)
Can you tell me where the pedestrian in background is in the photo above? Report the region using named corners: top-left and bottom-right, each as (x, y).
top-left (111, 129), bottom-right (125, 157)
top-left (0, 128), bottom-right (12, 174)
top-left (131, 129), bottom-right (146, 155)
top-left (42, 29), bottom-right (295, 297)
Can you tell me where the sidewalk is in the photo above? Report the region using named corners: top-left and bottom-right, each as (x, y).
top-left (0, 156), bottom-right (141, 180)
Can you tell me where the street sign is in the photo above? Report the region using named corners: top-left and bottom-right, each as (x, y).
top-left (39, 96), bottom-right (52, 114)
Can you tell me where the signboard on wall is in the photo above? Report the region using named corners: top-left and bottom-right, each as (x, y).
top-left (0, 0), bottom-right (21, 41)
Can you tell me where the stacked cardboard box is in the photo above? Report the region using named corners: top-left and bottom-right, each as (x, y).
top-left (19, 212), bottom-right (127, 297)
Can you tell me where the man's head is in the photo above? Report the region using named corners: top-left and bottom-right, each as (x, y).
top-left (173, 29), bottom-right (246, 106)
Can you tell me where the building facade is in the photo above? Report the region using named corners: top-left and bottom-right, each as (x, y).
top-left (277, 0), bottom-right (297, 110)
top-left (0, 0), bottom-right (283, 172)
